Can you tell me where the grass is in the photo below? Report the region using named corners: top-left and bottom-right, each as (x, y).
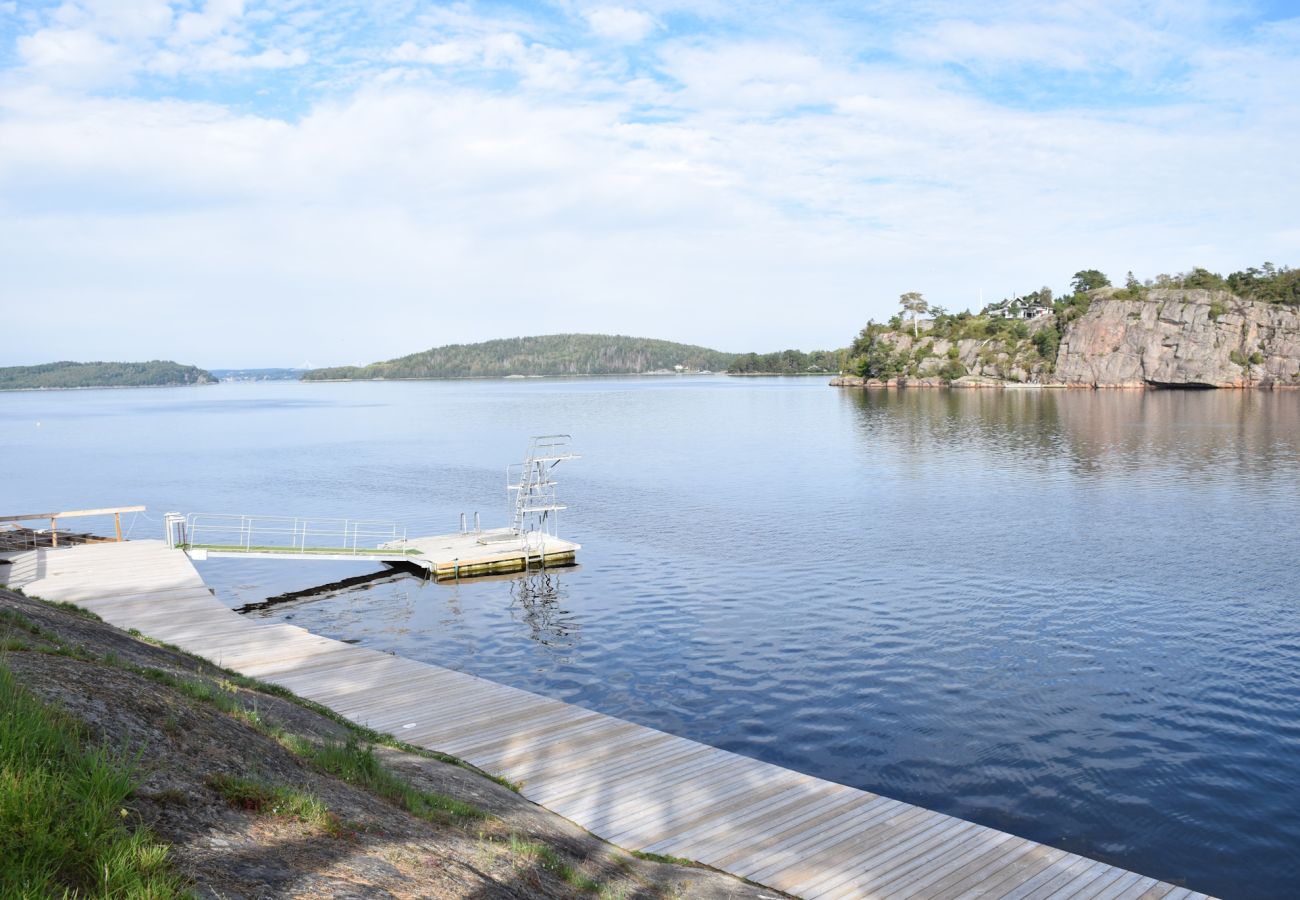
top-left (29, 600), bottom-right (518, 792)
top-left (631, 850), bottom-right (699, 867)
top-left (205, 773), bottom-right (339, 834)
top-left (508, 834), bottom-right (602, 892)
top-left (42, 599), bottom-right (103, 621)
top-left (305, 737), bottom-right (484, 824)
top-left (0, 661), bottom-right (187, 898)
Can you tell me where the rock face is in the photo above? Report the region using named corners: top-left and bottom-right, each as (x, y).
top-left (1055, 290), bottom-right (1300, 388)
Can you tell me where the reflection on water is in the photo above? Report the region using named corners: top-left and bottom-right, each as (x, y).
top-left (507, 571), bottom-right (582, 660)
top-left (2, 378), bottom-right (1297, 897)
top-left (847, 387), bottom-right (1299, 478)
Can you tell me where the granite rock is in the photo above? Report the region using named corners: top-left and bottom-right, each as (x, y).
top-left (1054, 289), bottom-right (1300, 388)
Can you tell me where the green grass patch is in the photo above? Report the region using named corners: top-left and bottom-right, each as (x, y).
top-left (205, 773), bottom-right (338, 834)
top-left (0, 661), bottom-right (186, 898)
top-left (305, 738), bottom-right (484, 824)
top-left (37, 598), bottom-right (102, 621)
top-left (509, 834), bottom-right (601, 892)
top-left (630, 849), bottom-right (699, 867)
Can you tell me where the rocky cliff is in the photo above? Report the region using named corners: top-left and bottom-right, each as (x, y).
top-left (1054, 289), bottom-right (1300, 388)
top-left (834, 289), bottom-right (1300, 389)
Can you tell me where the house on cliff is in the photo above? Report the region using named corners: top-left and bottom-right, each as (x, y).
top-left (986, 296), bottom-right (1053, 320)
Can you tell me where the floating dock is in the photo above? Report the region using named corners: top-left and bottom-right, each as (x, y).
top-left (392, 528), bottom-right (579, 580)
top-left (0, 539), bottom-right (1212, 900)
top-left (175, 519), bottom-right (580, 581)
top-left (170, 433), bottom-right (582, 581)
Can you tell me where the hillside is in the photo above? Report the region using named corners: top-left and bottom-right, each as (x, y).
top-left (835, 263), bottom-right (1300, 389)
top-left (0, 587), bottom-right (768, 898)
top-left (837, 289), bottom-right (1300, 389)
top-left (302, 334), bottom-right (739, 380)
top-left (0, 361), bottom-right (216, 391)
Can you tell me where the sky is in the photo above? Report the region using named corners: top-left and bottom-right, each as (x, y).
top-left (1, 1), bottom-right (1298, 367)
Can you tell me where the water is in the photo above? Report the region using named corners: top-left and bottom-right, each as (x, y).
top-left (2, 378), bottom-right (1297, 896)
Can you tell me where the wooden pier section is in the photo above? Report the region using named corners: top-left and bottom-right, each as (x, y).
top-left (1, 540), bottom-right (1211, 900)
top-left (183, 526), bottom-right (580, 581)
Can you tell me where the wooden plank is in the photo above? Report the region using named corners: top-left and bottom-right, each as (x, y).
top-left (561, 753), bottom-right (752, 841)
top-left (739, 799), bottom-right (922, 883)
top-left (1072, 867), bottom-right (1137, 900)
top-left (703, 791), bottom-right (880, 872)
top-left (24, 540), bottom-right (1201, 900)
top-left (538, 743), bottom-right (726, 812)
top-left (450, 712), bottom-right (630, 765)
top-left (630, 770), bottom-right (836, 853)
top-left (831, 827), bottom-right (1019, 899)
top-left (1108, 877), bottom-right (1167, 900)
top-left (782, 814), bottom-right (979, 896)
top-left (488, 725), bottom-right (678, 784)
top-left (955, 846), bottom-right (1071, 899)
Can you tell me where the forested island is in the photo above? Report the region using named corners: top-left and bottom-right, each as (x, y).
top-left (302, 334), bottom-right (844, 380)
top-left (836, 263), bottom-right (1300, 389)
top-left (0, 361), bottom-right (216, 391)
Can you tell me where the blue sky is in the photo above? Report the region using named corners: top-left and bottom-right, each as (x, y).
top-left (2, 1), bottom-right (1298, 366)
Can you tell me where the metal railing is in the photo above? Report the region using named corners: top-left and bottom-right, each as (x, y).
top-left (166, 513), bottom-right (412, 557)
top-left (0, 505), bottom-right (145, 548)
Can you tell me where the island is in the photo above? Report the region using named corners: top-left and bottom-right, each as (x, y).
top-left (301, 334), bottom-right (843, 380)
top-left (0, 361), bottom-right (217, 391)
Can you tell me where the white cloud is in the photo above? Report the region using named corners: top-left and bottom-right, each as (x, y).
top-left (17, 27), bottom-right (131, 87)
top-left (10, 0), bottom-right (305, 88)
top-left (0, 1), bottom-right (1297, 365)
top-left (584, 6), bottom-right (657, 43)
top-left (173, 0), bottom-right (245, 45)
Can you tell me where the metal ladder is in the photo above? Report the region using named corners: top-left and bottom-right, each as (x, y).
top-left (507, 435), bottom-right (579, 555)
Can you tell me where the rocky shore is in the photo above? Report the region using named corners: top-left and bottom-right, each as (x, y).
top-left (834, 289), bottom-right (1300, 389)
top-left (0, 587), bottom-right (775, 899)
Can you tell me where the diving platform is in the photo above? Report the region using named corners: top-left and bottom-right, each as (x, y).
top-left (389, 528), bottom-right (579, 580)
top-left (167, 434), bottom-right (583, 581)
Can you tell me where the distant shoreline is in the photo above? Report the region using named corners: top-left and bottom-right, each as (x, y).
top-left (0, 382), bottom-right (219, 394)
top-left (300, 371), bottom-right (829, 383)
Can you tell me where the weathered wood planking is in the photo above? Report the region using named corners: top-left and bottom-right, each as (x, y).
top-left (3, 541), bottom-right (1214, 900)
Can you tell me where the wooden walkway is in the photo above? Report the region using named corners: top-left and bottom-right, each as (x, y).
top-left (2, 541), bottom-right (1211, 900)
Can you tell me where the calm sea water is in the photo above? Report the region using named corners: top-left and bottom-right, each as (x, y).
top-left (2, 378), bottom-right (1297, 897)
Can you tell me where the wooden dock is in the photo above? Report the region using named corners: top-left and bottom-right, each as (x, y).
top-left (395, 528), bottom-right (580, 580)
top-left (1, 540), bottom-right (1211, 900)
top-left (182, 526), bottom-right (580, 581)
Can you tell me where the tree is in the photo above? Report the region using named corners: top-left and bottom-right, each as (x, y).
top-left (898, 292), bottom-right (930, 337)
top-left (1070, 270), bottom-right (1111, 294)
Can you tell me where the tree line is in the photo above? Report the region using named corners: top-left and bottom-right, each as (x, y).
top-left (0, 361), bottom-right (216, 390)
top-left (727, 349), bottom-right (847, 374)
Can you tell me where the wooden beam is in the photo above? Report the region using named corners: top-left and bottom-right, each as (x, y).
top-left (0, 505), bottom-right (146, 524)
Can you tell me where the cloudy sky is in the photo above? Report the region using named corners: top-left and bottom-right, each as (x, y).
top-left (2, 1), bottom-right (1297, 367)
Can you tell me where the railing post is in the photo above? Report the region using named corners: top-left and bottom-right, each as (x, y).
top-left (50, 517), bottom-right (58, 548)
top-left (114, 512), bottom-right (122, 542)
